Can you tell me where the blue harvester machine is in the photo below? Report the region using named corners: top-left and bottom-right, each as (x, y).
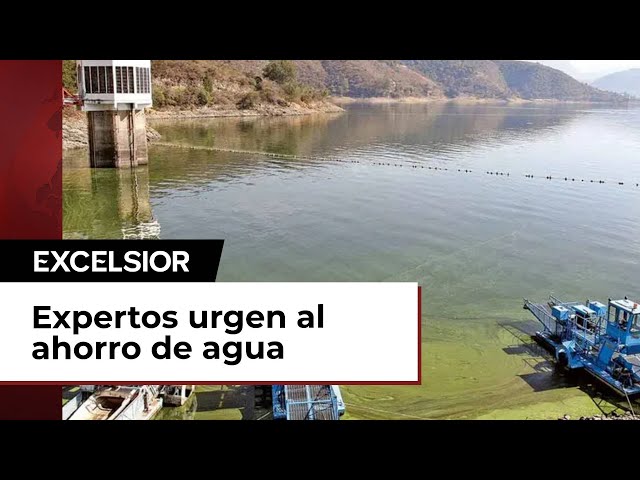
top-left (272, 385), bottom-right (345, 420)
top-left (524, 295), bottom-right (640, 396)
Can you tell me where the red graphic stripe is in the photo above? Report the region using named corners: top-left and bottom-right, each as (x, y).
top-left (0, 60), bottom-right (62, 419)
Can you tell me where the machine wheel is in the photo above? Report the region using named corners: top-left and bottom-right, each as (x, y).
top-left (558, 351), bottom-right (569, 367)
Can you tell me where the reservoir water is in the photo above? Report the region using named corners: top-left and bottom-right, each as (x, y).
top-left (63, 103), bottom-right (640, 419)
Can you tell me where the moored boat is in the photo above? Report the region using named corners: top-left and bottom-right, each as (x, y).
top-left (68, 385), bottom-right (162, 420)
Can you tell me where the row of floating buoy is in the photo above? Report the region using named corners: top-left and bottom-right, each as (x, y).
top-left (326, 160), bottom-right (478, 174)
top-left (521, 175), bottom-right (638, 186)
top-left (362, 165), bottom-right (638, 188)
top-left (155, 142), bottom-right (639, 188)
top-left (330, 159), bottom-right (638, 188)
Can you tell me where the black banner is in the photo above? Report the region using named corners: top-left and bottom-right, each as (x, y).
top-left (2, 239), bottom-right (224, 282)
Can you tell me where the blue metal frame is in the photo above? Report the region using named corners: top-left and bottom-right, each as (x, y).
top-left (525, 296), bottom-right (640, 396)
top-left (271, 385), bottom-right (287, 420)
top-left (272, 384), bottom-right (340, 420)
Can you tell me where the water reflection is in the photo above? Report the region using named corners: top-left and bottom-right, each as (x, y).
top-left (146, 103), bottom-right (588, 193)
top-left (64, 152), bottom-right (160, 239)
top-left (151, 103), bottom-right (580, 161)
top-left (152, 112), bottom-right (340, 157)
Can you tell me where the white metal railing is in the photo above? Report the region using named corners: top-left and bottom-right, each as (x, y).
top-left (61, 393), bottom-right (84, 420)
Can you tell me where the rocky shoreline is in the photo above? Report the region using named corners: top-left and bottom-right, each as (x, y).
top-left (560, 411), bottom-right (639, 420)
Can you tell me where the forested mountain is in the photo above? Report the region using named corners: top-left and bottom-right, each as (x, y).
top-left (311, 61), bottom-right (442, 98)
top-left (402, 60), bottom-right (510, 98)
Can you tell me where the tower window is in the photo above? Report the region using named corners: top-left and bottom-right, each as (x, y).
top-left (106, 67), bottom-right (113, 93)
top-left (97, 67), bottom-right (106, 93)
top-left (127, 67), bottom-right (134, 94)
top-left (116, 66), bottom-right (134, 94)
top-left (84, 66), bottom-right (91, 93)
top-left (84, 64), bottom-right (142, 94)
top-left (115, 66), bottom-right (123, 93)
top-left (90, 67), bottom-right (98, 94)
top-left (122, 67), bottom-right (128, 93)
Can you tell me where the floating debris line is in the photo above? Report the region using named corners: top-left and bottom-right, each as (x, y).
top-left (154, 142), bottom-right (639, 189)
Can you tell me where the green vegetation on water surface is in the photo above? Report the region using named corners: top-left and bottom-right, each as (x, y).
top-left (153, 385), bottom-right (254, 420)
top-left (343, 319), bottom-right (624, 420)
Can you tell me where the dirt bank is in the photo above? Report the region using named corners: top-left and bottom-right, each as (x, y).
top-left (146, 101), bottom-right (343, 119)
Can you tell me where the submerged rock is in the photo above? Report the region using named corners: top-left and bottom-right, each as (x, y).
top-left (146, 127), bottom-right (161, 142)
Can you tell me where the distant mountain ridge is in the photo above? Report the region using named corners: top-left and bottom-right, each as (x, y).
top-left (592, 69), bottom-right (640, 98)
top-left (398, 60), bottom-right (623, 102)
top-left (233, 60), bottom-right (623, 102)
top-left (302, 60), bottom-right (624, 102)
top-left (496, 61), bottom-right (620, 101)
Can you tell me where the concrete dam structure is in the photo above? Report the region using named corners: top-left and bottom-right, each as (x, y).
top-left (77, 60), bottom-right (152, 168)
top-left (86, 109), bottom-right (148, 167)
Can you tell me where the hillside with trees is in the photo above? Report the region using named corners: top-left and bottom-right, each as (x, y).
top-left (402, 60), bottom-right (510, 98)
top-left (151, 60), bottom-right (335, 112)
top-left (63, 60), bottom-right (338, 115)
top-left (314, 60), bottom-right (442, 98)
top-left (62, 60), bottom-right (627, 113)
